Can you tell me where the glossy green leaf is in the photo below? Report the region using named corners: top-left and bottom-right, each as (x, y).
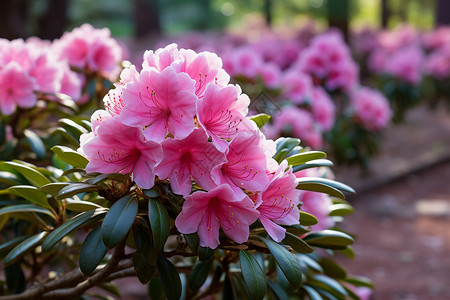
top-left (303, 230), bottom-right (354, 250)
top-left (8, 185), bottom-right (49, 208)
top-left (240, 250), bottom-right (266, 300)
top-left (0, 171), bottom-right (22, 186)
top-left (299, 211), bottom-right (319, 226)
top-left (188, 258), bottom-right (213, 291)
top-left (148, 199), bottom-right (170, 251)
top-left (41, 182), bottom-right (70, 196)
top-left (148, 277), bottom-right (165, 300)
top-left (298, 254), bottom-right (323, 273)
top-left (282, 232), bottom-right (313, 254)
top-left (329, 203), bottom-right (354, 216)
top-left (42, 209), bottom-right (106, 251)
top-left (23, 129), bottom-right (46, 160)
top-left (297, 177), bottom-right (355, 194)
top-left (142, 188), bottom-right (160, 198)
top-left (80, 224), bottom-right (108, 275)
top-left (133, 243), bottom-right (157, 284)
top-left (285, 224), bottom-right (310, 236)
top-left (59, 118), bottom-right (89, 137)
top-left (286, 151), bottom-right (326, 166)
top-left (0, 236), bottom-right (30, 259)
top-left (1, 161), bottom-right (50, 187)
top-left (297, 181), bottom-right (344, 199)
top-left (319, 258), bottom-right (347, 279)
top-left (0, 204), bottom-right (54, 218)
top-left (51, 145), bottom-right (88, 169)
top-left (249, 113), bottom-right (271, 128)
top-left (57, 182), bottom-right (104, 200)
top-left (184, 233), bottom-right (199, 255)
top-left (101, 195), bottom-right (138, 248)
top-left (267, 280), bottom-right (289, 300)
top-left (61, 168), bottom-right (86, 177)
top-left (64, 199), bottom-right (103, 212)
top-left (157, 256), bottom-right (182, 300)
top-left (343, 276), bottom-right (374, 288)
top-left (292, 159), bottom-right (334, 172)
top-left (4, 232), bottom-right (47, 266)
top-left (304, 285), bottom-right (323, 300)
top-left (199, 246), bottom-right (215, 261)
top-left (259, 237), bottom-right (302, 288)
top-left (51, 127), bottom-right (79, 147)
top-left (274, 138), bottom-right (300, 162)
top-left (310, 275), bottom-right (348, 298)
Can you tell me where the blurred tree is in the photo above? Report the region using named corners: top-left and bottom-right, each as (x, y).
top-left (134, 0), bottom-right (161, 38)
top-left (327, 0), bottom-right (349, 41)
top-left (38, 0), bottom-right (70, 39)
top-left (0, 0), bottom-right (28, 39)
top-left (381, 0), bottom-right (390, 28)
top-left (264, 0), bottom-right (272, 26)
top-left (436, 0), bottom-right (450, 25)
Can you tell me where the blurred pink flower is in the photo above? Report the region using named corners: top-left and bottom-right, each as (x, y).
top-left (311, 87), bottom-right (335, 132)
top-left (175, 184), bottom-right (259, 249)
top-left (155, 128), bottom-right (226, 196)
top-left (424, 45), bottom-right (450, 79)
top-left (351, 87), bottom-right (392, 131)
top-left (281, 70), bottom-right (313, 104)
top-left (253, 161), bottom-right (301, 242)
top-left (385, 46), bottom-right (424, 85)
top-left (80, 116), bottom-right (163, 189)
top-left (299, 190), bottom-right (334, 231)
top-left (120, 66), bottom-right (197, 142)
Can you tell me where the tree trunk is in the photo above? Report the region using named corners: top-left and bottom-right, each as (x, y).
top-left (436, 0), bottom-right (450, 26)
top-left (134, 0), bottom-right (161, 38)
top-left (264, 0), bottom-right (272, 27)
top-left (0, 0), bottom-right (28, 39)
top-left (38, 0), bottom-right (70, 40)
top-left (381, 0), bottom-right (390, 28)
top-left (327, 0), bottom-right (349, 41)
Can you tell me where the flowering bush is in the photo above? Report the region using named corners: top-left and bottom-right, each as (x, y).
top-left (0, 42), bottom-right (372, 299)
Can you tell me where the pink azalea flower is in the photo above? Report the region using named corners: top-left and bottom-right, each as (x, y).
top-left (142, 43), bottom-right (184, 73)
top-left (281, 70), bottom-right (313, 104)
top-left (311, 87), bottom-right (335, 131)
top-left (80, 115), bottom-right (163, 189)
top-left (59, 64), bottom-right (84, 102)
top-left (385, 46), bottom-right (424, 85)
top-left (0, 62), bottom-right (36, 115)
top-left (104, 65), bottom-right (139, 116)
top-left (155, 128), bottom-right (226, 196)
top-left (175, 184), bottom-right (259, 249)
top-left (351, 87), bottom-right (392, 131)
top-left (211, 131), bottom-right (270, 196)
top-left (197, 83), bottom-right (250, 151)
top-left (28, 53), bottom-right (63, 94)
top-left (252, 161), bottom-right (301, 242)
top-left (257, 62), bottom-right (281, 89)
top-left (120, 66), bottom-right (197, 142)
top-left (424, 45), bottom-right (450, 79)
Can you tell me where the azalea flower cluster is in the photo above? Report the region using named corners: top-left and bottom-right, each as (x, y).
top-left (79, 44), bottom-right (308, 249)
top-left (0, 24), bottom-right (124, 116)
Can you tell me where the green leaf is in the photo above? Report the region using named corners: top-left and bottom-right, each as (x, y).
top-left (101, 195), bottom-right (138, 248)
top-left (303, 230), bottom-right (354, 250)
top-left (282, 232), bottom-right (313, 254)
top-left (4, 232), bottom-right (47, 266)
top-left (51, 127), bottom-right (79, 147)
top-left (0, 204), bottom-right (54, 218)
top-left (142, 188), bottom-right (161, 198)
top-left (133, 243), bottom-right (157, 284)
top-left (304, 285), bottom-right (323, 300)
top-left (42, 209), bottom-right (106, 251)
top-left (51, 146), bottom-right (88, 169)
top-left (249, 113), bottom-right (271, 128)
top-left (199, 246), bottom-right (215, 261)
top-left (148, 199), bottom-right (170, 251)
top-left (292, 159), bottom-right (334, 172)
top-left (274, 138), bottom-right (300, 162)
top-left (343, 276), bottom-right (374, 289)
top-left (5, 263), bottom-right (26, 294)
top-left (64, 199), bottom-right (103, 212)
top-left (61, 168), bottom-right (86, 177)
top-left (319, 258), bottom-right (347, 279)
top-left (310, 275), bottom-right (348, 298)
top-left (299, 211), bottom-right (318, 226)
top-left (222, 275), bottom-right (235, 300)
top-left (329, 203), bottom-right (354, 216)
top-left (0, 236), bottom-right (30, 259)
top-left (23, 129), bottom-right (46, 160)
top-left (157, 256), bottom-right (182, 300)
top-left (297, 180), bottom-right (344, 199)
top-left (59, 118), bottom-right (89, 137)
top-left (8, 185), bottom-right (49, 209)
top-left (297, 177), bottom-right (355, 195)
top-left (259, 237), bottom-right (302, 288)
top-left (57, 182), bottom-right (104, 200)
top-left (267, 280), bottom-right (289, 300)
top-left (184, 233), bottom-right (199, 255)
top-left (148, 277), bottom-right (165, 300)
top-left (188, 258), bottom-right (213, 291)
top-left (285, 224), bottom-right (310, 236)
top-left (79, 224), bottom-right (108, 275)
top-left (286, 151), bottom-right (327, 166)
top-left (41, 182), bottom-right (70, 196)
top-left (0, 171), bottom-right (22, 186)
top-left (239, 250), bottom-right (266, 300)
top-left (1, 161), bottom-right (50, 187)
top-left (298, 254), bottom-right (323, 273)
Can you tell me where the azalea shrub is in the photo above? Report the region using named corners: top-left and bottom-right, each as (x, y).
top-left (0, 41), bottom-right (372, 299)
top-left (158, 28), bottom-right (392, 168)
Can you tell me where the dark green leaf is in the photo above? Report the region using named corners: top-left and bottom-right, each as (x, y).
top-left (1, 161), bottom-right (50, 187)
top-left (42, 209), bottom-right (106, 251)
top-left (5, 263), bottom-right (26, 294)
top-left (282, 232), bottom-right (313, 254)
top-left (310, 275), bottom-right (348, 298)
top-left (8, 185), bottom-right (49, 208)
top-left (41, 182), bottom-right (70, 196)
top-left (0, 236), bottom-right (30, 259)
top-left (319, 258), bottom-right (347, 279)
top-left (148, 277), bottom-right (165, 300)
top-left (133, 227), bottom-right (157, 284)
top-left (297, 180), bottom-right (345, 199)
top-left (199, 246), bottom-right (215, 261)
top-left (80, 224), bottom-right (108, 274)
top-left (61, 168), bottom-right (86, 177)
top-left (51, 145), bottom-right (88, 169)
top-left (59, 118), bottom-right (89, 137)
top-left (64, 199), bottom-right (103, 212)
top-left (148, 199), bottom-right (170, 251)
top-left (292, 159), bottom-right (334, 172)
top-left (297, 177), bottom-right (355, 195)
top-left (298, 254), bottom-right (323, 273)
top-left (329, 203), bottom-right (354, 216)
top-left (259, 237), bottom-right (302, 288)
top-left (274, 138), bottom-right (300, 162)
top-left (0, 204), bottom-right (54, 218)
top-left (57, 182), bottom-right (104, 200)
top-left (286, 151), bottom-right (327, 166)
top-left (188, 258), bottom-right (213, 291)
top-left (184, 233), bottom-right (199, 255)
top-left (222, 275), bottom-right (235, 300)
top-left (143, 188), bottom-right (160, 198)
top-left (267, 280), bottom-right (289, 300)
top-left (249, 113), bottom-right (271, 128)
top-left (303, 230), bottom-right (354, 250)
top-left (23, 129), bottom-right (46, 160)
top-left (4, 232), bottom-right (47, 265)
top-left (157, 256), bottom-right (182, 300)
top-left (304, 285), bottom-right (323, 300)
top-left (0, 171), bottom-right (22, 186)
top-left (51, 127), bottom-right (79, 147)
top-left (285, 224), bottom-right (310, 236)
top-left (343, 276), bottom-right (374, 289)
top-left (299, 211), bottom-right (319, 226)
top-left (101, 195), bottom-right (138, 248)
top-left (239, 250), bottom-right (266, 300)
